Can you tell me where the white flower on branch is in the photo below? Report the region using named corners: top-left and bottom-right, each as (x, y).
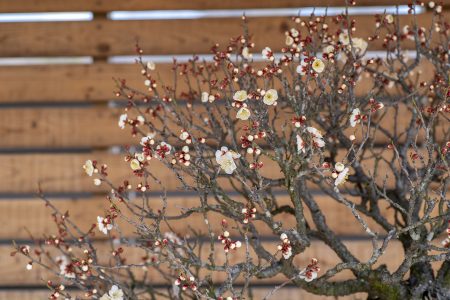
top-left (56, 256), bottom-right (75, 279)
top-left (334, 167), bottom-right (349, 186)
top-left (175, 274), bottom-right (197, 291)
top-left (236, 107), bottom-right (251, 120)
top-left (100, 285), bottom-right (124, 300)
top-left (335, 162), bottom-right (345, 173)
top-left (242, 206), bottom-right (256, 224)
top-left (146, 61), bottom-right (156, 71)
top-left (285, 35), bottom-right (294, 46)
top-left (306, 126), bottom-right (322, 139)
top-left (155, 142), bottom-right (172, 159)
top-left (201, 91), bottom-right (209, 103)
top-left (296, 60), bottom-right (308, 75)
top-left (130, 158), bottom-right (141, 171)
top-left (385, 14), bottom-right (394, 24)
top-left (261, 46), bottom-right (274, 61)
top-left (323, 45), bottom-right (334, 54)
top-left (290, 28), bottom-right (299, 38)
top-left (312, 58), bottom-right (325, 73)
top-left (216, 147), bottom-right (240, 174)
top-left (350, 108), bottom-right (361, 127)
top-left (299, 258), bottom-right (320, 282)
top-left (202, 92), bottom-right (215, 103)
top-left (118, 113), bottom-right (127, 129)
top-left (97, 216), bottom-right (113, 235)
top-left (296, 135), bottom-right (306, 153)
top-left (218, 230), bottom-right (242, 252)
top-left (306, 126), bottom-right (325, 148)
top-left (351, 38), bottom-right (368, 54)
top-left (263, 89), bottom-right (278, 106)
top-left (82, 160), bottom-right (94, 176)
top-left (140, 134), bottom-right (155, 146)
top-left (242, 46), bottom-right (252, 59)
top-left (233, 90), bottom-right (248, 102)
top-left (339, 30), bottom-right (350, 45)
top-left (278, 233), bottom-right (292, 259)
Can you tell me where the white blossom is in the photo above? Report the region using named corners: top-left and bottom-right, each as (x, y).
top-left (335, 162), bottom-right (345, 172)
top-left (147, 61), bottom-right (156, 71)
top-left (385, 14), bottom-right (394, 24)
top-left (350, 108), bottom-right (361, 127)
top-left (296, 60), bottom-right (308, 75)
top-left (290, 28), bottom-right (299, 37)
top-left (233, 90), bottom-right (248, 102)
top-left (216, 146), bottom-right (240, 174)
top-left (130, 159), bottom-right (141, 171)
top-left (97, 216), bottom-right (113, 235)
top-left (335, 167), bottom-right (349, 186)
top-left (100, 285), bottom-right (124, 300)
top-left (283, 248), bottom-right (292, 259)
top-left (278, 233), bottom-right (292, 259)
top-left (201, 92), bottom-right (209, 103)
top-left (339, 31), bottom-right (350, 45)
top-left (242, 47), bottom-right (251, 59)
top-left (312, 58), bottom-right (325, 73)
top-left (296, 135), bottom-right (305, 153)
top-left (307, 127), bottom-right (325, 148)
top-left (307, 126), bottom-right (323, 139)
top-left (236, 107), bottom-right (251, 120)
top-left (180, 131), bottom-right (189, 141)
top-left (285, 35), bottom-right (294, 45)
top-left (261, 47), bottom-right (272, 60)
top-left (118, 114), bottom-right (127, 129)
top-left (136, 153), bottom-right (145, 162)
top-left (140, 134), bottom-right (155, 145)
top-left (56, 256), bottom-right (75, 279)
top-left (263, 89), bottom-right (278, 106)
top-left (323, 45), bottom-right (334, 54)
top-left (83, 160), bottom-right (94, 176)
top-left (314, 138), bottom-right (325, 148)
top-left (155, 142), bottom-right (172, 158)
top-left (300, 271), bottom-right (318, 282)
top-left (352, 38), bottom-right (368, 54)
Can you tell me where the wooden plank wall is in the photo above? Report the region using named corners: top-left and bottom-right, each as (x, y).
top-left (0, 1), bottom-right (444, 299)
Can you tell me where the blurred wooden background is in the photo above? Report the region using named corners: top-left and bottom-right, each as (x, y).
top-left (0, 1), bottom-right (447, 299)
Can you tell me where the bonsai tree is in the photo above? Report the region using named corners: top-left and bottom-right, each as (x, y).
top-left (14, 2), bottom-right (450, 299)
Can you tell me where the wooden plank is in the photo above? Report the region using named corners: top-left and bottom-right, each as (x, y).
top-left (0, 58), bottom-right (437, 103)
top-left (0, 13), bottom-right (441, 57)
top-left (0, 151), bottom-right (279, 194)
top-left (0, 101), bottom-right (446, 148)
top-left (0, 194), bottom-right (391, 240)
top-left (4, 239), bottom-right (403, 285)
top-left (0, 0), bottom-right (415, 13)
top-left (0, 288), bottom-right (367, 300)
top-left (0, 106), bottom-right (135, 148)
top-left (0, 145), bottom-right (444, 194)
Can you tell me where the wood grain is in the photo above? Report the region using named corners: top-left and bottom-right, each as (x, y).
top-left (0, 194), bottom-right (392, 240)
top-left (0, 13), bottom-right (441, 57)
top-left (0, 101), bottom-right (446, 148)
top-left (0, 59), bottom-right (437, 103)
top-left (0, 144), bottom-right (443, 194)
top-left (0, 0), bottom-right (414, 13)
top-left (0, 106), bottom-right (135, 148)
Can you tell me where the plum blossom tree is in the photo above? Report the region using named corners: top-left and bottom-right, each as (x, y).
top-left (13, 2), bottom-right (450, 299)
